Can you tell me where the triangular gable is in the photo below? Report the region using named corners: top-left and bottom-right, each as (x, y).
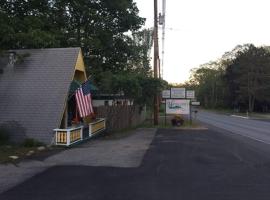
top-left (75, 50), bottom-right (87, 77)
top-left (58, 49), bottom-right (89, 129)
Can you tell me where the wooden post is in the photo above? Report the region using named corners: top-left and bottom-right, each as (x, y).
top-left (189, 101), bottom-right (192, 125)
top-left (153, 0), bottom-right (159, 125)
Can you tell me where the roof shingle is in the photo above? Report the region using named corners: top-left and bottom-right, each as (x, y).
top-left (0, 47), bottom-right (80, 144)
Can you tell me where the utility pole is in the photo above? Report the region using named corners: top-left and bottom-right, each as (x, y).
top-left (153, 0), bottom-right (159, 125)
top-left (161, 0), bottom-right (166, 78)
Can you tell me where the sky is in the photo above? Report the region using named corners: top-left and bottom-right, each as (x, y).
top-left (134, 0), bottom-right (270, 83)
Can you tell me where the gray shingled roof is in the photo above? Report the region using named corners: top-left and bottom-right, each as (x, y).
top-left (0, 48), bottom-right (80, 144)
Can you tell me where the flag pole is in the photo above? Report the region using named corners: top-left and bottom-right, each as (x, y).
top-left (74, 104), bottom-right (80, 124)
top-left (68, 76), bottom-right (93, 100)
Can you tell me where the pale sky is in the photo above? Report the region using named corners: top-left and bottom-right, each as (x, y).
top-left (135, 0), bottom-right (270, 83)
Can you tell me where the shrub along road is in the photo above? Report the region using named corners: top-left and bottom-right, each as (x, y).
top-left (2, 127), bottom-right (270, 199)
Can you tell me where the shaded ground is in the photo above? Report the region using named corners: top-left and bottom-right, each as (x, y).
top-left (2, 128), bottom-right (270, 199)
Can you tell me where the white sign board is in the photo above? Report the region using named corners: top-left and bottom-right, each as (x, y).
top-left (162, 90), bottom-right (171, 98)
top-left (166, 99), bottom-right (190, 115)
top-left (191, 101), bottom-right (200, 106)
top-left (171, 88), bottom-right (185, 98)
top-left (186, 90), bottom-right (195, 99)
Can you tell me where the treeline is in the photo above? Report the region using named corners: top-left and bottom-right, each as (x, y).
top-left (0, 0), bottom-right (167, 105)
top-left (187, 44), bottom-right (270, 112)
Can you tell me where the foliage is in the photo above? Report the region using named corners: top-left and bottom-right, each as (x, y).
top-left (0, 0), bottom-right (146, 74)
top-left (188, 44), bottom-right (270, 112)
top-left (225, 44), bottom-right (270, 112)
top-left (189, 61), bottom-right (227, 108)
top-left (95, 72), bottom-right (168, 106)
top-left (0, 0), bottom-right (159, 110)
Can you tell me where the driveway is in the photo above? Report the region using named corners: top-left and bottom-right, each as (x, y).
top-left (0, 128), bottom-right (156, 193)
top-left (2, 128), bottom-right (270, 199)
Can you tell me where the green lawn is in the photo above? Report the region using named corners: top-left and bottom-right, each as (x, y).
top-left (140, 114), bottom-right (202, 129)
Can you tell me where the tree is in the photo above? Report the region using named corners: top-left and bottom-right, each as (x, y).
top-left (0, 0), bottom-right (165, 111)
top-left (0, 0), bottom-right (61, 49)
top-left (0, 0), bottom-right (146, 74)
top-left (96, 72), bottom-right (168, 107)
top-left (188, 44), bottom-right (270, 112)
top-left (189, 61), bottom-right (226, 108)
top-left (225, 44), bottom-right (270, 112)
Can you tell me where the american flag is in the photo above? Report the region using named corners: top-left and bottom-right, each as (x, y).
top-left (75, 80), bottom-right (94, 117)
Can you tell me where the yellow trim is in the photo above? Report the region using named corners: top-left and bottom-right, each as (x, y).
top-left (57, 131), bottom-right (67, 144)
top-left (70, 129), bottom-right (81, 142)
top-left (92, 121), bottom-right (105, 134)
top-left (58, 48), bottom-right (88, 130)
top-left (75, 50), bottom-right (87, 79)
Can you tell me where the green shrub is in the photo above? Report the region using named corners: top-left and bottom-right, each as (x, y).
top-left (0, 128), bottom-right (10, 145)
top-left (159, 103), bottom-right (165, 113)
top-left (22, 138), bottom-right (44, 147)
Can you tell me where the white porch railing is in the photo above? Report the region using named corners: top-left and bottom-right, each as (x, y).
top-left (54, 126), bottom-right (83, 146)
top-left (54, 118), bottom-right (106, 146)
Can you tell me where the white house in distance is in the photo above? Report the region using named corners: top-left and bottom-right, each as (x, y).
top-left (92, 93), bottom-right (133, 107)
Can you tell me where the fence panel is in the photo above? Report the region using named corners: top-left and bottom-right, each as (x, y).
top-left (94, 105), bottom-right (146, 132)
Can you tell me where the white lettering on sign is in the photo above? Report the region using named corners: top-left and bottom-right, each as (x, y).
top-left (171, 88), bottom-right (185, 98)
top-left (186, 90), bottom-right (195, 99)
top-left (162, 90), bottom-right (171, 98)
top-left (191, 101), bottom-right (200, 106)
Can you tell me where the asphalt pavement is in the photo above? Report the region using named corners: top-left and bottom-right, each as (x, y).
top-left (197, 111), bottom-right (270, 144)
top-left (2, 127), bottom-right (270, 200)
top-left (0, 128), bottom-right (156, 193)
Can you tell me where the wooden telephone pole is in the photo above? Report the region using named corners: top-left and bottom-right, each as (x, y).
top-left (153, 0), bottom-right (159, 125)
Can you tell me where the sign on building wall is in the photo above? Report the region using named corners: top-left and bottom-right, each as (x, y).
top-left (166, 99), bottom-right (190, 115)
top-left (171, 88), bottom-right (186, 98)
top-left (186, 90), bottom-right (195, 99)
top-left (162, 90), bottom-right (171, 98)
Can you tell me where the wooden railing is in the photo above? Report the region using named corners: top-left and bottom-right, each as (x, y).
top-left (89, 118), bottom-right (106, 137)
top-left (54, 126), bottom-right (83, 146)
top-left (54, 118), bottom-right (106, 146)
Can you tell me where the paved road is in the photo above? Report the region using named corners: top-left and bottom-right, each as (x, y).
top-left (197, 111), bottom-right (270, 144)
top-left (2, 128), bottom-right (270, 200)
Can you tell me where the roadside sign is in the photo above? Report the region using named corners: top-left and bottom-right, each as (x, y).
top-left (171, 88), bottom-right (185, 98)
top-left (186, 90), bottom-right (195, 99)
top-left (162, 90), bottom-right (171, 99)
top-left (191, 101), bottom-right (200, 106)
top-left (166, 99), bottom-right (190, 115)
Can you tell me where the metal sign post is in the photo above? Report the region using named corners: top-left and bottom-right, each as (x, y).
top-left (189, 102), bottom-right (192, 125)
top-left (165, 99), bottom-right (167, 126)
top-left (162, 90), bottom-right (171, 126)
top-left (163, 88), bottom-right (197, 126)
